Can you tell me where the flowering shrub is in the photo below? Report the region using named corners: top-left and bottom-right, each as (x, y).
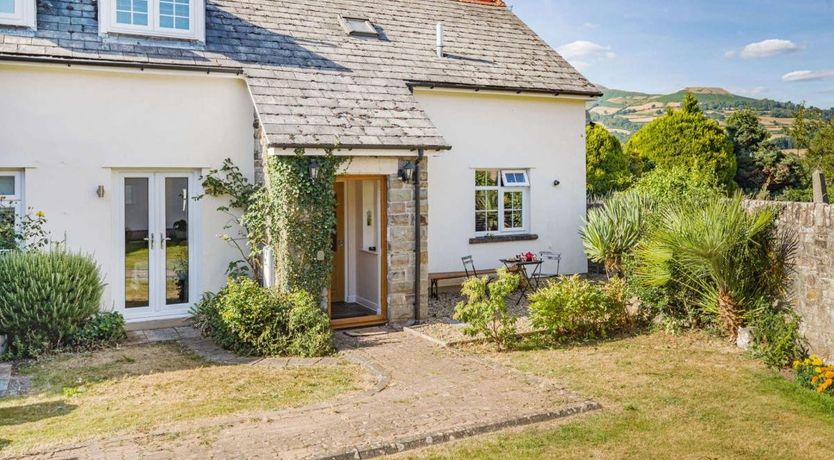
top-left (794, 355), bottom-right (834, 395)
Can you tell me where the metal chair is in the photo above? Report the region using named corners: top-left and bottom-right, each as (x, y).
top-left (530, 251), bottom-right (561, 288)
top-left (461, 255), bottom-right (479, 278)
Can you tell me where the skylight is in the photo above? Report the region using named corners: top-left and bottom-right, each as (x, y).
top-left (339, 16), bottom-right (378, 37)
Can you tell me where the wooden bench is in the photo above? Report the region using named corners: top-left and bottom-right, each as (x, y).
top-left (429, 269), bottom-right (497, 298)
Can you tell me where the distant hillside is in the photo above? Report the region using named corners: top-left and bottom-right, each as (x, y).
top-left (588, 87), bottom-right (834, 145)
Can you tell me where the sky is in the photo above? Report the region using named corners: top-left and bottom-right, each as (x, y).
top-left (509, 0), bottom-right (834, 108)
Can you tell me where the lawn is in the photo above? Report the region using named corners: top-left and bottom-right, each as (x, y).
top-left (0, 342), bottom-right (362, 453)
top-left (408, 332), bottom-right (834, 460)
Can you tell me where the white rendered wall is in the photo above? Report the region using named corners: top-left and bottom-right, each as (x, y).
top-left (415, 89), bottom-right (589, 276)
top-left (0, 63), bottom-right (255, 320)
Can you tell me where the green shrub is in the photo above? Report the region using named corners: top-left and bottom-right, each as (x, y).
top-left (632, 165), bottom-right (726, 207)
top-left (633, 195), bottom-right (802, 366)
top-left (582, 191), bottom-right (653, 276)
top-left (530, 275), bottom-right (627, 339)
top-left (72, 312), bottom-right (127, 351)
top-left (624, 101), bottom-right (737, 188)
top-left (746, 303), bottom-right (806, 369)
top-left (190, 278), bottom-right (333, 357)
top-left (0, 251), bottom-right (104, 358)
top-left (453, 269), bottom-right (520, 350)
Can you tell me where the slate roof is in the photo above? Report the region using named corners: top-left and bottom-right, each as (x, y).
top-left (0, 0), bottom-right (601, 150)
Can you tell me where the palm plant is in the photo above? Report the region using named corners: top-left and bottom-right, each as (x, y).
top-left (581, 191), bottom-right (653, 277)
top-left (634, 194), bottom-right (792, 338)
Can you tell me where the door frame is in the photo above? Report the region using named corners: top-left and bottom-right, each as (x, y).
top-left (330, 175), bottom-right (388, 330)
top-left (112, 170), bottom-right (202, 322)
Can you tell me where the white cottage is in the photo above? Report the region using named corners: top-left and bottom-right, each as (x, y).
top-left (0, 0), bottom-right (600, 328)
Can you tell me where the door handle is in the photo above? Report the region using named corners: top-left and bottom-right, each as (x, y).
top-left (143, 233), bottom-right (155, 249)
top-left (162, 234), bottom-right (172, 249)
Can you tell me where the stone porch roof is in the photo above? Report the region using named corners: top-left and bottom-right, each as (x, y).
top-left (0, 0), bottom-right (601, 151)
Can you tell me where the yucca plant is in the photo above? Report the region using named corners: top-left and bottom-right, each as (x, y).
top-left (581, 191), bottom-right (654, 277)
top-left (634, 194), bottom-right (790, 338)
top-left (0, 250), bottom-right (105, 357)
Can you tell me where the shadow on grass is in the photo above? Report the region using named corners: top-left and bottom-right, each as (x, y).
top-left (512, 325), bottom-right (653, 353)
top-left (17, 343), bottom-right (210, 398)
top-left (0, 401), bottom-right (76, 426)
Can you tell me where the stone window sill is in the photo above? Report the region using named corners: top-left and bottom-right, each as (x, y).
top-left (469, 233), bottom-right (539, 245)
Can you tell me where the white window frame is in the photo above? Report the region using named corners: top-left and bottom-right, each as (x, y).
top-left (0, 0), bottom-right (36, 29)
top-left (474, 169), bottom-right (530, 236)
top-left (0, 171), bottom-right (24, 248)
top-left (98, 0), bottom-right (205, 41)
top-left (501, 170), bottom-right (530, 187)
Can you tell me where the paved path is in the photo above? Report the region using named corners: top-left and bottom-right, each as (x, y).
top-left (16, 327), bottom-right (599, 459)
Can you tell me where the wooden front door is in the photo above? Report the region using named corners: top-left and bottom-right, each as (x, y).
top-left (331, 181), bottom-right (346, 302)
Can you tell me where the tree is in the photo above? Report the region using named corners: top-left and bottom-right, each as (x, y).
top-left (681, 92), bottom-right (701, 114)
top-left (625, 99), bottom-right (736, 188)
top-left (586, 123), bottom-right (633, 195)
top-left (786, 104), bottom-right (834, 192)
top-left (726, 109), bottom-right (805, 198)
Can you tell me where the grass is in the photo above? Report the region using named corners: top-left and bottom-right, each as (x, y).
top-left (408, 332), bottom-right (834, 460)
top-left (0, 342), bottom-right (361, 453)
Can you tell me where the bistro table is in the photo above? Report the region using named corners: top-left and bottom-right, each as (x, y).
top-left (499, 258), bottom-right (544, 304)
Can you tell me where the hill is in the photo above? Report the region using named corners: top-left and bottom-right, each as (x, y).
top-left (588, 87), bottom-right (834, 145)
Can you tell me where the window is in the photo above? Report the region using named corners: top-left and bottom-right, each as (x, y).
top-left (0, 0), bottom-right (36, 28)
top-left (474, 169), bottom-right (529, 235)
top-left (100, 0), bottom-right (204, 41)
top-left (339, 15), bottom-right (379, 37)
top-left (0, 172), bottom-right (23, 250)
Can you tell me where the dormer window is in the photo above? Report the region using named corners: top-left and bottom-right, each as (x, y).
top-left (0, 0), bottom-right (36, 28)
top-left (339, 16), bottom-right (379, 38)
top-left (99, 0), bottom-right (205, 41)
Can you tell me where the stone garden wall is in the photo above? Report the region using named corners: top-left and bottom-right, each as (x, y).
top-left (745, 200), bottom-right (834, 361)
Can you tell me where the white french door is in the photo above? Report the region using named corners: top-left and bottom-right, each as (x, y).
top-left (116, 172), bottom-right (199, 320)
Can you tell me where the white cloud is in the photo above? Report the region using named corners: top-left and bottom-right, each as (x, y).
top-left (557, 40), bottom-right (616, 68)
top-left (782, 69), bottom-right (834, 81)
top-left (740, 39), bottom-right (800, 59)
top-left (724, 50), bottom-right (737, 59)
top-left (582, 22), bottom-right (599, 29)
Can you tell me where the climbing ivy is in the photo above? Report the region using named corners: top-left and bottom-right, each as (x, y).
top-left (267, 149), bottom-right (349, 301)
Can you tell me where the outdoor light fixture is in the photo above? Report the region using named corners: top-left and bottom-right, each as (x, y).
top-left (553, 179), bottom-right (561, 187)
top-left (308, 159), bottom-right (321, 180)
top-left (96, 185), bottom-right (106, 198)
top-left (399, 161), bottom-right (415, 183)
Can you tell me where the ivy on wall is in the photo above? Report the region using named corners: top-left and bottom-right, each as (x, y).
top-left (267, 149), bottom-right (349, 301)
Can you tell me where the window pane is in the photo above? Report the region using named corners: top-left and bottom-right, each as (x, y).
top-left (165, 178), bottom-right (189, 305)
top-left (503, 191), bottom-right (523, 230)
top-left (124, 178), bottom-right (150, 309)
top-left (0, 0), bottom-right (15, 14)
top-left (475, 170), bottom-right (498, 187)
top-left (0, 176), bottom-right (14, 196)
top-left (0, 207), bottom-right (15, 250)
top-left (116, 0), bottom-right (148, 25)
top-left (160, 0), bottom-right (190, 30)
top-left (475, 190), bottom-right (497, 211)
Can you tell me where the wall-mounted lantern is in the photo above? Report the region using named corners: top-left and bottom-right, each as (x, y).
top-left (308, 159), bottom-right (321, 180)
top-left (399, 161), bottom-right (415, 183)
top-left (96, 185), bottom-right (106, 198)
top-left (552, 179), bottom-right (561, 187)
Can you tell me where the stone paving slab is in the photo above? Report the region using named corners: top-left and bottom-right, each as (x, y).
top-left (9, 327), bottom-right (599, 459)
